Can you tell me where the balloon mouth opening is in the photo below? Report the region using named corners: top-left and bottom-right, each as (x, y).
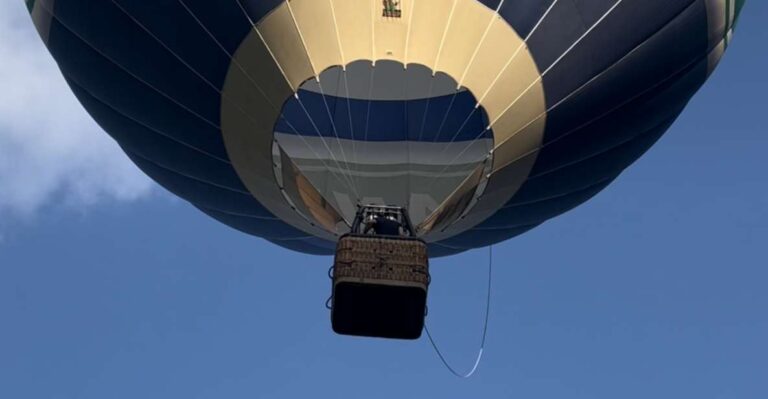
top-left (271, 60), bottom-right (493, 233)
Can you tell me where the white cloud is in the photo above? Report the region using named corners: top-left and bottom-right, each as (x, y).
top-left (0, 2), bottom-right (153, 217)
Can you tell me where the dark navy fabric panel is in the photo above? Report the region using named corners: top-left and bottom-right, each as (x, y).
top-left (538, 16), bottom-right (707, 159)
top-left (476, 178), bottom-right (614, 230)
top-left (239, 0), bottom-right (284, 24)
top-left (66, 78), bottom-right (248, 193)
top-left (476, 0), bottom-right (502, 11)
top-left (177, 0), bottom-right (254, 55)
top-left (507, 116), bottom-right (672, 207)
top-left (41, 1), bottom-right (306, 247)
top-left (460, 0), bottom-right (716, 243)
top-left (49, 36), bottom-right (229, 161)
top-left (110, 0), bottom-right (235, 89)
top-left (522, 0), bottom-right (588, 70)
top-left (540, 0), bottom-right (703, 109)
top-left (527, 112), bottom-right (681, 184)
top-left (463, 45), bottom-right (713, 245)
top-left (45, 0), bottom-right (222, 125)
top-left (571, 0), bottom-right (622, 26)
top-left (428, 244), bottom-right (465, 258)
top-left (492, 0), bottom-right (706, 125)
top-left (126, 152), bottom-right (276, 219)
top-left (528, 13), bottom-right (713, 178)
top-left (449, 111), bottom-right (669, 245)
top-left (294, 237), bottom-right (337, 252)
top-left (200, 208), bottom-right (314, 240)
top-left (475, 116), bottom-right (671, 234)
top-left (403, 90), bottom-right (491, 142)
top-left (277, 90), bottom-right (490, 142)
top-left (268, 238), bottom-right (335, 256)
top-left (529, 63), bottom-right (705, 179)
top-left (497, 0), bottom-right (563, 39)
top-left (482, 3), bottom-right (713, 241)
top-left (439, 224), bottom-right (540, 250)
top-left (486, 59), bottom-right (697, 210)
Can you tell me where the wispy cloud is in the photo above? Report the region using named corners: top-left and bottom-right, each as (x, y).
top-left (0, 2), bottom-right (153, 217)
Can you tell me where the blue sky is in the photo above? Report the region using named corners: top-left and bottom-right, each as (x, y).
top-left (1, 2), bottom-right (766, 399)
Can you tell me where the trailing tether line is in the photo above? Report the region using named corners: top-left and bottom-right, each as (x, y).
top-left (424, 245), bottom-right (493, 378)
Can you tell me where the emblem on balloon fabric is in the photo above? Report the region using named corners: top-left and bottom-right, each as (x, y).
top-left (383, 0), bottom-right (402, 18)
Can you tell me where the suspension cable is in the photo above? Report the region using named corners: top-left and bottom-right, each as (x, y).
top-left (285, 0), bottom-right (361, 201)
top-left (428, 0), bottom-right (508, 149)
top-left (231, 0), bottom-right (361, 200)
top-left (427, 0), bottom-right (561, 168)
top-left (425, 245), bottom-right (493, 378)
top-left (422, 0), bottom-right (626, 196)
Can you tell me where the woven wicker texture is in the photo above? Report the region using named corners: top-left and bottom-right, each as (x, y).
top-left (334, 235), bottom-right (429, 286)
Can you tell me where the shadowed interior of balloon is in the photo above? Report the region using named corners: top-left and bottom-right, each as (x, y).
top-left (272, 60), bottom-right (493, 228)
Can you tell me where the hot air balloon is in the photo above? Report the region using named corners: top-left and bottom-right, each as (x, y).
top-left (26, 0), bottom-right (744, 338)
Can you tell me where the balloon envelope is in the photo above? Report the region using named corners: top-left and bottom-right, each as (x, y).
top-left (27, 0), bottom-right (744, 255)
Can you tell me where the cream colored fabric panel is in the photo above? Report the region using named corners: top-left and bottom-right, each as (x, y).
top-left (279, 147), bottom-right (347, 232)
top-left (222, 48), bottom-right (288, 199)
top-left (221, 102), bottom-right (279, 192)
top-left (301, 62), bottom-right (460, 100)
top-left (704, 0), bottom-right (733, 74)
top-left (232, 33), bottom-right (294, 109)
top-left (256, 2), bottom-right (315, 89)
top-left (477, 22), bottom-right (545, 169)
top-left (224, 33), bottom-right (291, 166)
top-left (374, 0), bottom-right (411, 61)
top-left (705, 0), bottom-right (727, 48)
top-left (330, 0), bottom-right (374, 63)
top-left (423, 6), bottom-right (545, 238)
top-left (405, 0), bottom-right (452, 68)
top-left (429, 96), bottom-right (544, 238)
top-left (426, 139), bottom-right (540, 241)
top-left (464, 26), bottom-right (529, 105)
top-left (491, 101), bottom-right (546, 171)
top-left (221, 30), bottom-right (335, 240)
top-left (289, 0), bottom-right (344, 73)
top-left (480, 57), bottom-right (542, 126)
top-left (436, 0), bottom-right (494, 82)
top-left (417, 162), bottom-right (485, 234)
top-left (424, 151), bottom-right (538, 242)
top-left (221, 75), bottom-right (287, 210)
top-left (707, 39), bottom-right (726, 74)
top-left (395, 0), bottom-right (546, 239)
top-left (219, 0), bottom-right (549, 241)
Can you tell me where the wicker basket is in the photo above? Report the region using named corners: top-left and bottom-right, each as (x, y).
top-left (331, 234), bottom-right (429, 339)
top-left (334, 235), bottom-right (429, 288)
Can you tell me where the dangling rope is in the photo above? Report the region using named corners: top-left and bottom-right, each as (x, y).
top-left (425, 245), bottom-right (493, 378)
